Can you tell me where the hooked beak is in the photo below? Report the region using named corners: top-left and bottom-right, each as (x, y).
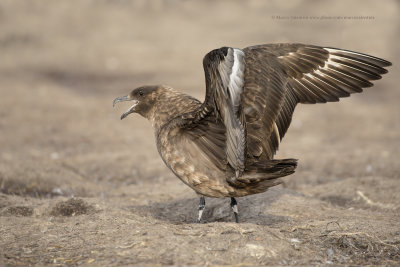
top-left (113, 95), bottom-right (139, 120)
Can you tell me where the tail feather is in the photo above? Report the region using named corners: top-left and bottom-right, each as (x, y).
top-left (241, 158), bottom-right (298, 181)
top-left (227, 158), bottom-right (297, 196)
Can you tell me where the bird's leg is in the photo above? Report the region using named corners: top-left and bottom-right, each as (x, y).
top-left (230, 197), bottom-right (239, 223)
top-left (197, 196), bottom-right (206, 223)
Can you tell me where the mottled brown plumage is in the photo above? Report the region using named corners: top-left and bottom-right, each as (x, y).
top-left (113, 43), bottom-right (391, 222)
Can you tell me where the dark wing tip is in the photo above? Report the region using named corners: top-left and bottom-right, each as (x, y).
top-left (380, 59), bottom-right (392, 67)
top-left (324, 47), bottom-right (392, 68)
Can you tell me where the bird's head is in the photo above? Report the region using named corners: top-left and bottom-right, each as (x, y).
top-left (113, 85), bottom-right (159, 120)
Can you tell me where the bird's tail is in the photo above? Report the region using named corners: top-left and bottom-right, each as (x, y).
top-left (241, 158), bottom-right (298, 181)
top-left (228, 158), bottom-right (297, 196)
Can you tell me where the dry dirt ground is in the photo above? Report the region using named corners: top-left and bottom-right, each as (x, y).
top-left (1, 1), bottom-right (400, 266)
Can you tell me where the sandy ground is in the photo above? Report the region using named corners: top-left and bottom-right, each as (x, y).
top-left (1, 0), bottom-right (399, 265)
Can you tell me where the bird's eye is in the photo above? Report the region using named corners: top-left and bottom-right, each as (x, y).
top-left (139, 90), bottom-right (144, 96)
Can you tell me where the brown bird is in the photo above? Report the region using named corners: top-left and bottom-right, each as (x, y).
top-left (113, 43), bottom-right (391, 223)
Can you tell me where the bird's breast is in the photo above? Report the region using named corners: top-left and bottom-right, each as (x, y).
top-left (156, 128), bottom-right (235, 197)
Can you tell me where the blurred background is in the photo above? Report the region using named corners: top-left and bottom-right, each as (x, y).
top-left (0, 0), bottom-right (398, 196)
top-left (1, 1), bottom-right (399, 265)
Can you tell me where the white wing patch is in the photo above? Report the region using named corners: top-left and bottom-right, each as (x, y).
top-left (228, 49), bottom-right (245, 115)
top-left (216, 48), bottom-right (246, 176)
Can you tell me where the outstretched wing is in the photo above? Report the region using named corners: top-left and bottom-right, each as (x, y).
top-left (171, 44), bottom-right (391, 176)
top-left (243, 43), bottom-right (392, 160)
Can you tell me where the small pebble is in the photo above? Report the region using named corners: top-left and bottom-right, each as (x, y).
top-left (365, 165), bottom-right (373, 173)
top-left (50, 152), bottom-right (59, 160)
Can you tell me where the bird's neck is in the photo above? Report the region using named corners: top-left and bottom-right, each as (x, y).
top-left (147, 88), bottom-right (201, 134)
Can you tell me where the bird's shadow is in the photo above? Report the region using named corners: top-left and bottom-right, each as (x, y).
top-left (127, 187), bottom-right (302, 226)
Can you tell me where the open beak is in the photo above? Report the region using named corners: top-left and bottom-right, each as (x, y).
top-left (113, 95), bottom-right (139, 120)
